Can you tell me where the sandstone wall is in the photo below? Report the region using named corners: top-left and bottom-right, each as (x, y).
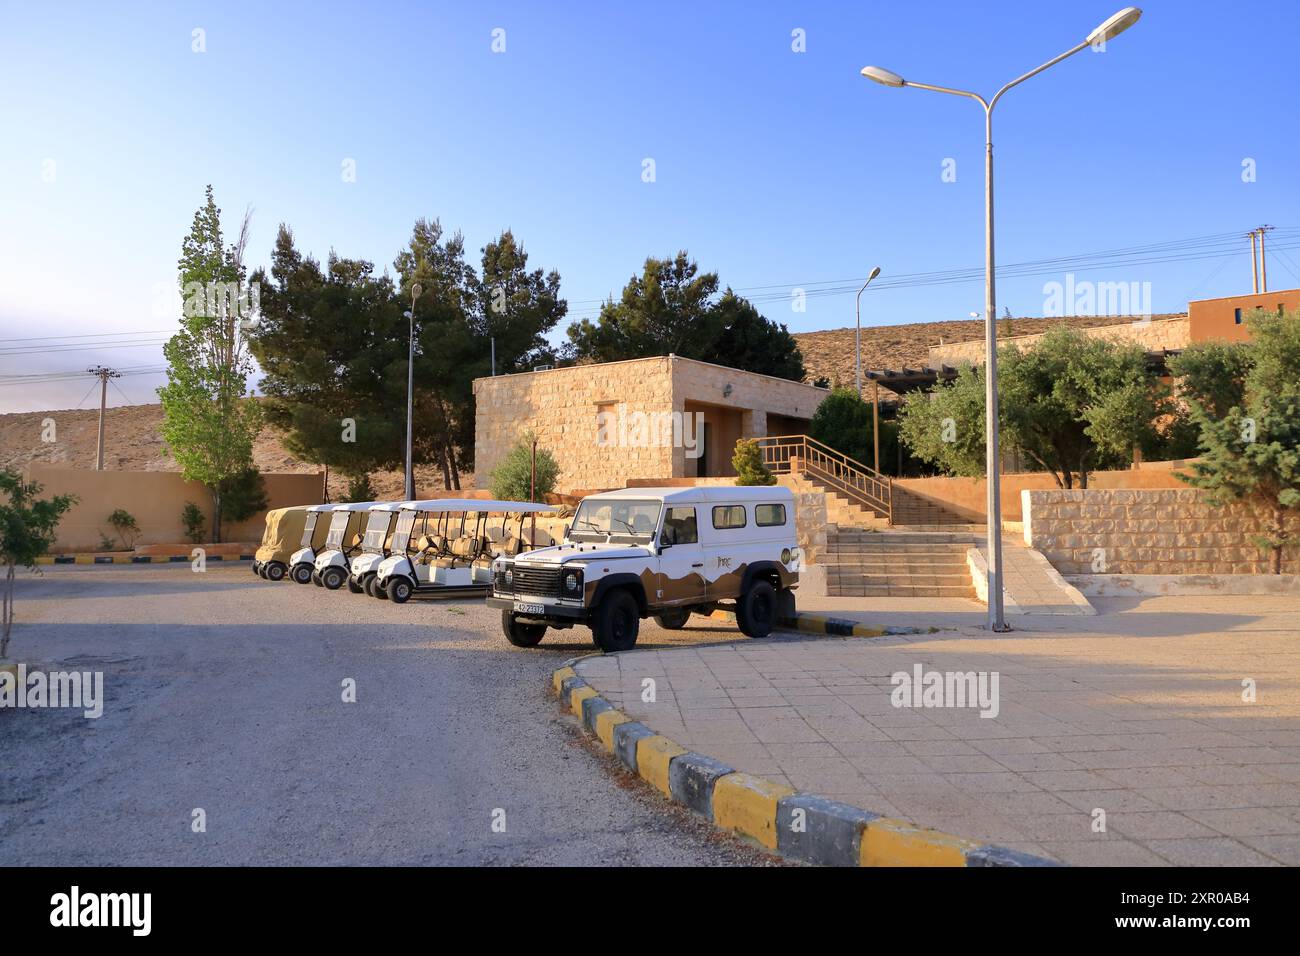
top-left (1023, 488), bottom-right (1298, 575)
top-left (928, 316), bottom-right (1190, 368)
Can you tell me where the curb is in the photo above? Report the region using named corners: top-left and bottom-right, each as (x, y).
top-left (706, 607), bottom-right (935, 638)
top-left (553, 659), bottom-right (1058, 868)
top-left (35, 553), bottom-right (254, 565)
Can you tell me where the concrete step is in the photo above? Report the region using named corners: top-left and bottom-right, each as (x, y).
top-left (829, 584), bottom-right (977, 598)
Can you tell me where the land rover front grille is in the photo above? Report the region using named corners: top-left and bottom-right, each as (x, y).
top-left (500, 565), bottom-right (562, 598)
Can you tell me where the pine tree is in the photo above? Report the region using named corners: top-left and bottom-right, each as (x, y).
top-left (1180, 309), bottom-right (1300, 573)
top-left (732, 439), bottom-right (776, 486)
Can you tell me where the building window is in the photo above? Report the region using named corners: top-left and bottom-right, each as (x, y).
top-left (662, 507), bottom-right (698, 545)
top-left (712, 505), bottom-right (746, 530)
top-left (1234, 308), bottom-right (1243, 325)
top-left (755, 504), bottom-right (787, 527)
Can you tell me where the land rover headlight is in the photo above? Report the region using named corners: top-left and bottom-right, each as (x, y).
top-left (563, 569), bottom-right (583, 595)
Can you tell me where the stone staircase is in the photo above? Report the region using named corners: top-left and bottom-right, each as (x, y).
top-left (888, 487), bottom-right (971, 527)
top-left (823, 529), bottom-right (979, 598)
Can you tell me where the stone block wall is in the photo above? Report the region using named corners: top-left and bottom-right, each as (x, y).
top-left (928, 316), bottom-right (1189, 368)
top-left (1023, 488), bottom-right (1297, 575)
top-left (474, 357), bottom-right (676, 492)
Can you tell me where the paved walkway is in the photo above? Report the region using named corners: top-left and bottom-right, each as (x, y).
top-left (575, 594), bottom-right (1300, 866)
top-left (970, 535), bottom-right (1096, 616)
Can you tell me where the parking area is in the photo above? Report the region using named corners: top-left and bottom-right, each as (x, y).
top-left (0, 564), bottom-right (776, 866)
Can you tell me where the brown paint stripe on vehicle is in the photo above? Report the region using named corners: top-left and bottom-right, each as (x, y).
top-left (549, 662), bottom-right (1057, 868)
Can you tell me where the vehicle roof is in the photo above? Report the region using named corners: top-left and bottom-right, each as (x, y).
top-left (583, 486), bottom-right (794, 504)
top-left (397, 498), bottom-right (559, 513)
top-left (328, 500), bottom-right (389, 511)
top-left (306, 503), bottom-right (335, 512)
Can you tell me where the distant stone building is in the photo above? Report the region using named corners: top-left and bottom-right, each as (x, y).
top-left (473, 355), bottom-right (828, 492)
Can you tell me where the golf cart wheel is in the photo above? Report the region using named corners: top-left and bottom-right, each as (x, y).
top-left (311, 569), bottom-right (323, 586)
top-left (362, 574), bottom-right (378, 597)
top-left (265, 562), bottom-right (287, 582)
top-left (502, 610), bottom-right (547, 648)
top-left (736, 580), bottom-right (776, 638)
top-left (257, 565), bottom-right (267, 579)
top-left (592, 588), bottom-right (640, 653)
top-left (653, 607), bottom-right (691, 630)
top-left (252, 562), bottom-right (261, 575)
top-left (386, 576), bottom-right (414, 604)
top-left (346, 575), bottom-right (364, 594)
top-left (321, 567), bottom-right (346, 591)
top-left (291, 563), bottom-right (313, 585)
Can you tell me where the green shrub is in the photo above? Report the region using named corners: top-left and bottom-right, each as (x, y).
top-left (107, 509), bottom-right (140, 549)
top-left (732, 438), bottom-right (776, 486)
top-left (181, 502), bottom-right (207, 544)
top-left (345, 473), bottom-right (377, 503)
top-left (489, 433), bottom-right (560, 502)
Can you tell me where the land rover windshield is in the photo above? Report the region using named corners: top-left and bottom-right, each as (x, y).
top-left (300, 512), bottom-right (319, 548)
top-left (361, 511), bottom-right (390, 553)
top-left (569, 498), bottom-right (661, 544)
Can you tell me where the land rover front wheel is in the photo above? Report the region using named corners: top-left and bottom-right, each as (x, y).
top-left (592, 589), bottom-right (640, 652)
top-left (386, 576), bottom-right (414, 603)
top-left (291, 563), bottom-right (313, 585)
top-left (653, 607), bottom-right (691, 630)
top-left (265, 562), bottom-right (286, 582)
top-left (502, 610), bottom-right (547, 648)
top-left (737, 580), bottom-right (776, 638)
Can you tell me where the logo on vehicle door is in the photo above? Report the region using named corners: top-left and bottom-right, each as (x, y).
top-left (715, 556), bottom-right (732, 569)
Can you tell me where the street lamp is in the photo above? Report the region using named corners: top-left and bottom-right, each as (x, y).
top-left (854, 266), bottom-right (882, 397)
top-left (404, 282), bottom-right (423, 501)
top-left (861, 7), bottom-right (1141, 632)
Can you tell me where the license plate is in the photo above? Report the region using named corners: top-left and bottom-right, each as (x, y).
top-left (514, 602), bottom-right (545, 615)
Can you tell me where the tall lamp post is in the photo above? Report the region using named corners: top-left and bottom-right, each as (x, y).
top-left (854, 266), bottom-right (882, 397)
top-left (861, 7), bottom-right (1142, 632)
top-left (403, 282), bottom-right (423, 501)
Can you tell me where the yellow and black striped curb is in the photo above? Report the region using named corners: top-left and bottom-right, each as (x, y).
top-left (706, 607), bottom-right (937, 639)
top-left (36, 554), bottom-right (254, 565)
top-left (552, 660), bottom-right (1057, 868)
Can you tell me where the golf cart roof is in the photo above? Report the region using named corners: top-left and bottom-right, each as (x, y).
top-left (306, 503), bottom-right (335, 513)
top-left (369, 500), bottom-right (421, 512)
top-left (585, 486), bottom-right (794, 504)
top-left (398, 498), bottom-right (559, 514)
top-left (327, 500), bottom-right (388, 512)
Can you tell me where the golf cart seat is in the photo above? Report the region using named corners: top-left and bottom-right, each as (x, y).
top-left (429, 535), bottom-right (482, 569)
top-left (414, 534), bottom-right (449, 564)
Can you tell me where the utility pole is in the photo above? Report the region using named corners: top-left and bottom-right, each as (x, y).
top-left (1249, 230), bottom-right (1259, 293)
top-left (86, 366), bottom-right (120, 470)
top-left (1258, 225), bottom-right (1274, 293)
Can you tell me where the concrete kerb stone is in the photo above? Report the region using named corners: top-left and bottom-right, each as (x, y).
top-left (668, 752), bottom-right (734, 819)
top-left (777, 794), bottom-right (880, 867)
top-left (550, 660), bottom-right (1061, 868)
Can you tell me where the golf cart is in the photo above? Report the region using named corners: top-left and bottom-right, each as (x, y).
top-left (253, 505), bottom-right (312, 581)
top-left (373, 498), bottom-right (559, 603)
top-left (312, 500), bottom-right (388, 590)
top-left (348, 500), bottom-right (415, 598)
top-left (288, 503), bottom-right (335, 584)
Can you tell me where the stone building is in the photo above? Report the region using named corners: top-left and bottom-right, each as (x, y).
top-left (473, 355), bottom-right (829, 492)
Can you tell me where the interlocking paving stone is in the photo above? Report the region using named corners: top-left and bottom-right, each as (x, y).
top-left (573, 592), bottom-right (1300, 866)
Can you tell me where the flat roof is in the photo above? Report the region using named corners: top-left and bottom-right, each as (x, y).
top-left (587, 486), bottom-right (793, 503)
top-left (397, 498), bottom-right (559, 513)
top-left (472, 353), bottom-right (830, 393)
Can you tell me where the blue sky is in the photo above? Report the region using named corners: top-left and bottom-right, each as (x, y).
top-left (2, 0), bottom-right (1297, 412)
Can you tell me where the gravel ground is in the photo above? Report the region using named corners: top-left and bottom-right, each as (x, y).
top-left (0, 564), bottom-right (780, 866)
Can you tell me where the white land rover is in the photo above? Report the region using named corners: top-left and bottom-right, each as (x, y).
top-left (486, 486), bottom-right (800, 651)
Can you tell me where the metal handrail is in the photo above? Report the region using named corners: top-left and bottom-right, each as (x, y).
top-left (757, 434), bottom-right (892, 522)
